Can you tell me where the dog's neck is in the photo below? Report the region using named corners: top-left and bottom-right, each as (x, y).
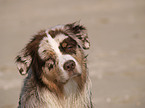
top-left (21, 66), bottom-right (91, 108)
top-left (64, 79), bottom-right (79, 97)
top-left (41, 73), bottom-right (84, 98)
top-left (39, 78), bottom-right (91, 108)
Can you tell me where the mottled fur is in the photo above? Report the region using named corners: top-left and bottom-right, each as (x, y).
top-left (16, 23), bottom-right (92, 108)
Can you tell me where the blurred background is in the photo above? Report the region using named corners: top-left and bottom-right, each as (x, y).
top-left (0, 0), bottom-right (145, 108)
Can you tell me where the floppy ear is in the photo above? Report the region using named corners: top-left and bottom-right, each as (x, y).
top-left (65, 22), bottom-right (90, 50)
top-left (15, 49), bottom-right (32, 75)
top-left (15, 30), bottom-right (46, 75)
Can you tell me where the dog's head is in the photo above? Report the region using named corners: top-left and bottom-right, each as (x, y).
top-left (15, 22), bottom-right (90, 84)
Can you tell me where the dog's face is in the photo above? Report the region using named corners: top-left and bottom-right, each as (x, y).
top-left (16, 23), bottom-right (90, 84)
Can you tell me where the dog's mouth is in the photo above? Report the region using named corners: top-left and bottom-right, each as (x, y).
top-left (68, 70), bottom-right (81, 78)
top-left (62, 71), bottom-right (81, 84)
top-left (57, 70), bottom-right (81, 85)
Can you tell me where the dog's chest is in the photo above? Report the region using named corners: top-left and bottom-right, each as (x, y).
top-left (41, 80), bottom-right (87, 108)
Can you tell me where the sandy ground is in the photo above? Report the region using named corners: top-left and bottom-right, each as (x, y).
top-left (0, 0), bottom-right (145, 108)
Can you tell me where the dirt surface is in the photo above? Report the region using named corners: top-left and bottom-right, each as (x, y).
top-left (0, 0), bottom-right (145, 108)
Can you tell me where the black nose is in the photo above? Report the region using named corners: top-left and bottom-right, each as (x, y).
top-left (63, 60), bottom-right (76, 71)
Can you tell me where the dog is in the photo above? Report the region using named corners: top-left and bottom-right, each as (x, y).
top-left (15, 22), bottom-right (93, 108)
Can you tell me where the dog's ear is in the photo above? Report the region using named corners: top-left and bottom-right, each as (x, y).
top-left (15, 49), bottom-right (32, 75)
top-left (15, 31), bottom-right (46, 75)
top-left (65, 22), bottom-right (90, 50)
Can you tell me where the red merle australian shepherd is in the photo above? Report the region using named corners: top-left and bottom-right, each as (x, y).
top-left (15, 22), bottom-right (93, 108)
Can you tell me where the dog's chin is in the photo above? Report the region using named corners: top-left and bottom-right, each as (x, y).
top-left (70, 72), bottom-right (81, 79)
top-left (60, 72), bottom-right (81, 84)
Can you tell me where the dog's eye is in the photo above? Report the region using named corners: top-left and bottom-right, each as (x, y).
top-left (65, 44), bottom-right (76, 54)
top-left (62, 43), bottom-right (67, 48)
top-left (59, 37), bottom-right (77, 54)
top-left (67, 45), bottom-right (74, 49)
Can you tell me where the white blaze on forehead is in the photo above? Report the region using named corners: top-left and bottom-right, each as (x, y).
top-left (54, 34), bottom-right (68, 45)
top-left (46, 30), bottom-right (62, 56)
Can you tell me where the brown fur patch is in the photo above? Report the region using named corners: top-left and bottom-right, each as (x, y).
top-left (65, 22), bottom-right (90, 50)
top-left (41, 74), bottom-right (64, 97)
top-left (59, 37), bottom-right (77, 54)
top-left (21, 30), bottom-right (47, 86)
